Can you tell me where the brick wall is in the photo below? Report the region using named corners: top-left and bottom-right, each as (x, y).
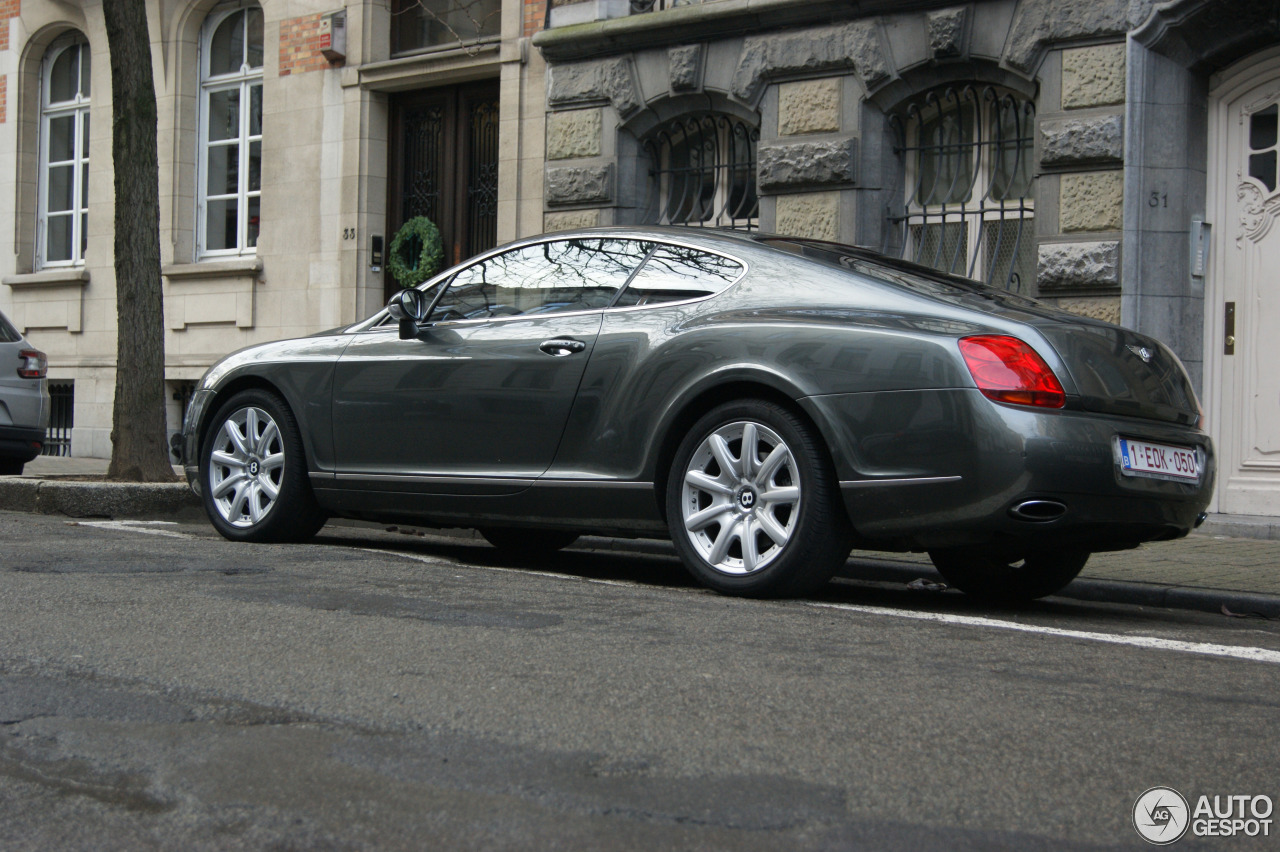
top-left (0, 0), bottom-right (21, 52)
top-left (278, 13), bottom-right (341, 77)
top-left (523, 0), bottom-right (545, 38)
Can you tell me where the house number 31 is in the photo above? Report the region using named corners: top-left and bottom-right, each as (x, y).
top-left (1148, 192), bottom-right (1168, 208)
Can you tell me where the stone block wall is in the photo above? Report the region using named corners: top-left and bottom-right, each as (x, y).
top-left (1036, 42), bottom-right (1127, 323)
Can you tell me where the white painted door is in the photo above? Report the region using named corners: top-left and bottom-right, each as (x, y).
top-left (1208, 50), bottom-right (1280, 516)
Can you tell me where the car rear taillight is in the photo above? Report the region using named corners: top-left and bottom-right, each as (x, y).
top-left (17, 349), bottom-right (47, 379)
top-left (958, 335), bottom-right (1065, 409)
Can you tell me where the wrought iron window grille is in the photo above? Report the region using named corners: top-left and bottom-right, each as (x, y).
top-left (640, 114), bottom-right (759, 231)
top-left (889, 85), bottom-right (1036, 292)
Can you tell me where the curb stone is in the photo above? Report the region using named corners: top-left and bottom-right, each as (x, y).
top-left (0, 477), bottom-right (202, 519)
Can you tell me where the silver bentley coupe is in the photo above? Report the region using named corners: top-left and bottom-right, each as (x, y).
top-left (180, 228), bottom-right (1213, 601)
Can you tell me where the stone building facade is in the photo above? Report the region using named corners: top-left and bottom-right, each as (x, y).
top-left (0, 0), bottom-right (549, 458)
top-left (3, 0), bottom-right (1280, 519)
top-left (534, 0), bottom-right (1280, 517)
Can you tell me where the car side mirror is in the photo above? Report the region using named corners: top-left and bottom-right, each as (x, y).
top-left (386, 288), bottom-right (427, 340)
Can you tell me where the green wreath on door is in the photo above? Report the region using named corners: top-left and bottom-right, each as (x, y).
top-left (388, 216), bottom-right (444, 289)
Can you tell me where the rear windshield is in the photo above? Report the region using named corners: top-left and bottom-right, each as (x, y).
top-left (0, 312), bottom-right (20, 343)
top-left (761, 237), bottom-right (1043, 308)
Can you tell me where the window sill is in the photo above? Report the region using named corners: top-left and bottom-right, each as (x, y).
top-left (163, 258), bottom-right (263, 282)
top-left (2, 268), bottom-right (90, 289)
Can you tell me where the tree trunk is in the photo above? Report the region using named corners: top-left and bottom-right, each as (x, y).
top-left (102, 0), bottom-right (175, 482)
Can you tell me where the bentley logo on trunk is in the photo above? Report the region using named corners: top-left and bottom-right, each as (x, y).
top-left (1126, 345), bottom-right (1153, 363)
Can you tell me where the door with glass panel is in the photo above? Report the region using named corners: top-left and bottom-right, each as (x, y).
top-left (1207, 56), bottom-right (1280, 516)
top-left (387, 84), bottom-right (499, 301)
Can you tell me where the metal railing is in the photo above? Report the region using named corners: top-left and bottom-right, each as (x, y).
top-left (41, 381), bottom-right (73, 456)
top-left (640, 113), bottom-right (759, 231)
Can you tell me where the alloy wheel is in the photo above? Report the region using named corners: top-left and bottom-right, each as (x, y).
top-left (679, 420), bottom-right (800, 575)
top-left (207, 406), bottom-right (285, 528)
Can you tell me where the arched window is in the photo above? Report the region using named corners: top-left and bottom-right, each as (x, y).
top-left (198, 5), bottom-right (264, 256)
top-left (642, 114), bottom-right (758, 230)
top-left (38, 35), bottom-right (91, 268)
top-left (892, 86), bottom-right (1035, 290)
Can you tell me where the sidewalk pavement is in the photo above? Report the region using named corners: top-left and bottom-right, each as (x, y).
top-left (4, 455), bottom-right (1279, 618)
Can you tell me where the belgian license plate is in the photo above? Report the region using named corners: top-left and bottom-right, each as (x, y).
top-left (1117, 438), bottom-right (1201, 483)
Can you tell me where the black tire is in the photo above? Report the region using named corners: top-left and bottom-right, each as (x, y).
top-left (665, 399), bottom-right (852, 598)
top-left (0, 459), bottom-right (23, 476)
top-left (928, 548), bottom-right (1090, 603)
top-left (479, 527), bottom-right (579, 554)
top-left (200, 389), bottom-right (326, 543)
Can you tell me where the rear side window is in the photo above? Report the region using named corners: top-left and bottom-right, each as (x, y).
top-left (614, 245), bottom-right (744, 308)
top-left (0, 312), bottom-right (20, 343)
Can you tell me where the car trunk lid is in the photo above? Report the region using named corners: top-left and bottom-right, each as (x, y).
top-left (1037, 323), bottom-right (1200, 426)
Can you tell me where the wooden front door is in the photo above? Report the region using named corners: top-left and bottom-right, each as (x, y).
top-left (1208, 50), bottom-right (1280, 516)
top-left (387, 83), bottom-right (499, 300)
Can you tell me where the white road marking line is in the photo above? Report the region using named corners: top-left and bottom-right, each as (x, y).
top-left (84, 523), bottom-right (1280, 665)
top-left (363, 548), bottom-right (639, 588)
top-left (808, 601), bottom-right (1280, 665)
top-left (77, 520), bottom-right (194, 540)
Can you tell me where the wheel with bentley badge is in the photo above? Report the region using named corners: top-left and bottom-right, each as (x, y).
top-left (666, 399), bottom-right (852, 597)
top-left (200, 388), bottom-right (326, 542)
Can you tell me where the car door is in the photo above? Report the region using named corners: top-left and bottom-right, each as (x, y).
top-left (331, 237), bottom-right (649, 494)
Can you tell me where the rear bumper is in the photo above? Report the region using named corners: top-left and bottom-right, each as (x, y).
top-left (802, 388), bottom-right (1214, 553)
top-left (0, 425), bottom-right (46, 463)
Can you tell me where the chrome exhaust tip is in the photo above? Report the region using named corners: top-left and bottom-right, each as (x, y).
top-left (1195, 512), bottom-right (1207, 528)
top-left (1008, 499), bottom-right (1068, 522)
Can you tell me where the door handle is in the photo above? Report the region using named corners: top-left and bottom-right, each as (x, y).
top-left (539, 338), bottom-right (586, 357)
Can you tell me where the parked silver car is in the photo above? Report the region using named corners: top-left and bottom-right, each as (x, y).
top-left (0, 309), bottom-right (49, 475)
top-left (180, 228), bottom-right (1214, 600)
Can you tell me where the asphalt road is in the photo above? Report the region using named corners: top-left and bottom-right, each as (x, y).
top-left (1, 511), bottom-right (1277, 850)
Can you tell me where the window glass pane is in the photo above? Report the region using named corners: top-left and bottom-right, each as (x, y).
top-left (79, 46), bottom-right (91, 97)
top-left (615, 245), bottom-right (742, 307)
top-left (435, 240), bottom-right (646, 320)
top-left (1250, 104), bottom-right (1278, 151)
top-left (209, 11), bottom-right (245, 76)
top-left (207, 144), bottom-right (239, 195)
top-left (247, 196), bottom-right (260, 248)
top-left (393, 0), bottom-right (501, 53)
top-left (49, 47), bottom-right (79, 103)
top-left (48, 166), bottom-right (74, 212)
top-left (47, 215), bottom-right (72, 261)
top-left (249, 84), bottom-right (262, 136)
top-left (81, 164), bottom-right (89, 207)
top-left (917, 107), bottom-right (974, 206)
top-left (989, 99), bottom-right (1033, 201)
top-left (248, 140), bottom-right (261, 192)
top-left (982, 218), bottom-right (1036, 292)
top-left (81, 113), bottom-right (90, 157)
top-left (81, 212), bottom-right (88, 257)
top-left (206, 199), bottom-right (237, 251)
top-left (48, 115), bottom-right (75, 162)
top-left (1249, 152), bottom-right (1277, 193)
top-left (909, 222), bottom-right (968, 276)
top-left (207, 89), bottom-right (240, 141)
top-left (246, 8), bottom-right (264, 68)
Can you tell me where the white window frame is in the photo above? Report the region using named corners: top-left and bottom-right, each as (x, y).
top-left (37, 36), bottom-right (91, 270)
top-left (899, 85), bottom-right (1035, 289)
top-left (197, 4), bottom-right (263, 258)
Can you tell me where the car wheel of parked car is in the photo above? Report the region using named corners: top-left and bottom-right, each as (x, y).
top-left (928, 548), bottom-right (1090, 602)
top-left (0, 459), bottom-right (23, 475)
top-left (201, 389), bottom-right (326, 543)
top-left (480, 527), bottom-right (579, 554)
top-left (667, 400), bottom-right (852, 597)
